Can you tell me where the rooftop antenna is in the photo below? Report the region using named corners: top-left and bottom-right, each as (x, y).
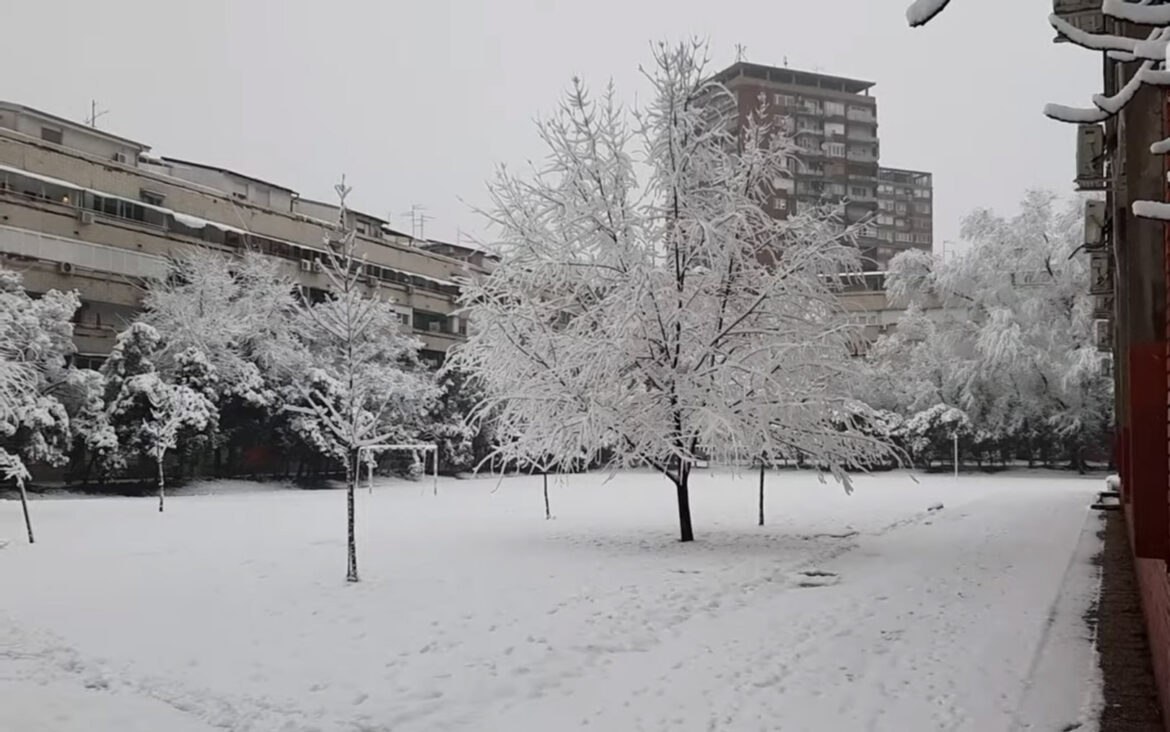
top-left (783, 56), bottom-right (789, 68)
top-left (735, 44), bottom-right (747, 63)
top-left (84, 99), bottom-right (109, 128)
top-left (402, 204), bottom-right (433, 240)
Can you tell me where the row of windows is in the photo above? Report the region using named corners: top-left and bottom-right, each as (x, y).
top-left (878, 171), bottom-right (932, 187)
top-left (879, 200), bottom-right (933, 216)
top-left (0, 168), bottom-right (461, 299)
top-left (771, 94), bottom-right (874, 120)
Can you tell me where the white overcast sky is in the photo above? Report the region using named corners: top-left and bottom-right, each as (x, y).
top-left (6, 0), bottom-right (1098, 249)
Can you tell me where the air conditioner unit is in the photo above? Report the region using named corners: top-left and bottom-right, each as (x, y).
top-left (57, 261), bottom-right (74, 275)
top-left (312, 260), bottom-right (325, 273)
top-left (299, 260), bottom-right (313, 272)
top-left (112, 152), bottom-right (128, 164)
top-left (77, 210), bottom-right (95, 225)
top-left (1075, 124), bottom-right (1105, 189)
top-left (1083, 199), bottom-right (1107, 250)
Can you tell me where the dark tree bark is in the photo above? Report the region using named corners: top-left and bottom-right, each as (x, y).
top-left (18, 478), bottom-right (33, 544)
top-left (346, 449), bottom-right (359, 583)
top-left (758, 462), bottom-right (766, 527)
top-left (157, 455), bottom-right (165, 513)
top-left (675, 462), bottom-right (694, 542)
top-left (543, 472), bottom-right (551, 520)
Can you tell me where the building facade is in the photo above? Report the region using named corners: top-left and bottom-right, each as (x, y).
top-left (875, 167), bottom-right (933, 260)
top-left (712, 62), bottom-right (933, 270)
top-left (0, 101), bottom-right (489, 366)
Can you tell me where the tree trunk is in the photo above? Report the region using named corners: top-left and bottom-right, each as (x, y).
top-left (543, 472), bottom-right (551, 520)
top-left (758, 462), bottom-right (765, 527)
top-left (17, 477), bottom-right (34, 544)
top-left (157, 454), bottom-right (166, 513)
top-left (346, 450), bottom-right (359, 583)
top-left (675, 462), bottom-right (694, 542)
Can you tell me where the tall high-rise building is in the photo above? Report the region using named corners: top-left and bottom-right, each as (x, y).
top-left (712, 61), bottom-right (932, 269)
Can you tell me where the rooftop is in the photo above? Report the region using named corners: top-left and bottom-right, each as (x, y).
top-left (712, 62), bottom-right (875, 95)
top-left (161, 157), bottom-right (297, 194)
top-left (0, 100), bottom-right (151, 151)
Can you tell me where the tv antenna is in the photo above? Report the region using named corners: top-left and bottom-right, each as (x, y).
top-left (735, 44), bottom-right (748, 63)
top-left (402, 204), bottom-right (433, 240)
top-left (84, 99), bottom-right (109, 128)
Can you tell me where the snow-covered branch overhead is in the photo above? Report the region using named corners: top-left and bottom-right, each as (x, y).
top-left (906, 0), bottom-right (953, 27)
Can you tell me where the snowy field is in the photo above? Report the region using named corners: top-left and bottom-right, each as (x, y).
top-left (0, 469), bottom-right (1102, 731)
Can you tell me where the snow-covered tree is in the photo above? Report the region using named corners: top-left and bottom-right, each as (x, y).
top-left (451, 41), bottom-right (897, 542)
top-left (140, 251), bottom-right (295, 474)
top-left (870, 191), bottom-right (1111, 469)
top-left (288, 179), bottom-right (437, 582)
top-left (0, 266), bottom-right (81, 542)
top-left (142, 250), bottom-right (292, 409)
top-left (100, 323), bottom-right (216, 503)
top-left (134, 374), bottom-right (214, 512)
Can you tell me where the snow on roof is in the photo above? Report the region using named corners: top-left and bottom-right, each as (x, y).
top-left (0, 100), bottom-right (151, 151)
top-left (161, 157), bottom-right (296, 194)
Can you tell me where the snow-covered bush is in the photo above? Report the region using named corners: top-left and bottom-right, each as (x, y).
top-left (899, 404), bottom-right (971, 468)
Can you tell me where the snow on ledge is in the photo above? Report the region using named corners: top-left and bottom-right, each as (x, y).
top-left (1132, 200), bottom-right (1170, 220)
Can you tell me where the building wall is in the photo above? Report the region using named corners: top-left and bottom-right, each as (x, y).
top-left (0, 123), bottom-right (480, 360)
top-left (0, 105), bottom-right (144, 164)
top-left (716, 64), bottom-right (931, 271)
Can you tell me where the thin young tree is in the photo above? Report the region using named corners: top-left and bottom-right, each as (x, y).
top-left (452, 41), bottom-right (896, 542)
top-left (289, 179), bottom-right (436, 582)
top-left (137, 376), bottom-right (214, 512)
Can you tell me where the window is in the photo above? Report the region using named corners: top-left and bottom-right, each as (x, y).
top-left (773, 93), bottom-right (795, 108)
top-left (824, 101), bottom-right (845, 117)
top-left (895, 203), bottom-right (907, 214)
top-left (877, 214), bottom-right (894, 225)
top-left (825, 142), bottom-right (845, 158)
top-left (896, 232), bottom-right (914, 243)
top-left (878, 200), bottom-right (894, 211)
top-left (847, 105), bottom-right (874, 121)
top-left (877, 184), bottom-right (894, 196)
top-left (914, 234), bottom-right (931, 245)
top-left (915, 203), bottom-right (931, 215)
top-left (140, 190), bottom-right (165, 206)
top-left (40, 127), bottom-right (63, 144)
top-left (773, 196), bottom-right (788, 211)
top-left (824, 121), bottom-right (845, 137)
top-left (850, 186), bottom-right (869, 198)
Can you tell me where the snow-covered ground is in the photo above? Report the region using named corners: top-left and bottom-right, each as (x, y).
top-left (0, 469), bottom-right (1102, 731)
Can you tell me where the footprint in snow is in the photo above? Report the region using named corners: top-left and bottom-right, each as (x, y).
top-left (795, 570), bottom-right (840, 588)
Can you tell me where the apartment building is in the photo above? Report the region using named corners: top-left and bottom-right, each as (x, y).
top-left (0, 101), bottom-right (490, 366)
top-left (837, 270), bottom-right (960, 354)
top-left (875, 167), bottom-right (934, 258)
top-left (711, 62), bottom-right (933, 270)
